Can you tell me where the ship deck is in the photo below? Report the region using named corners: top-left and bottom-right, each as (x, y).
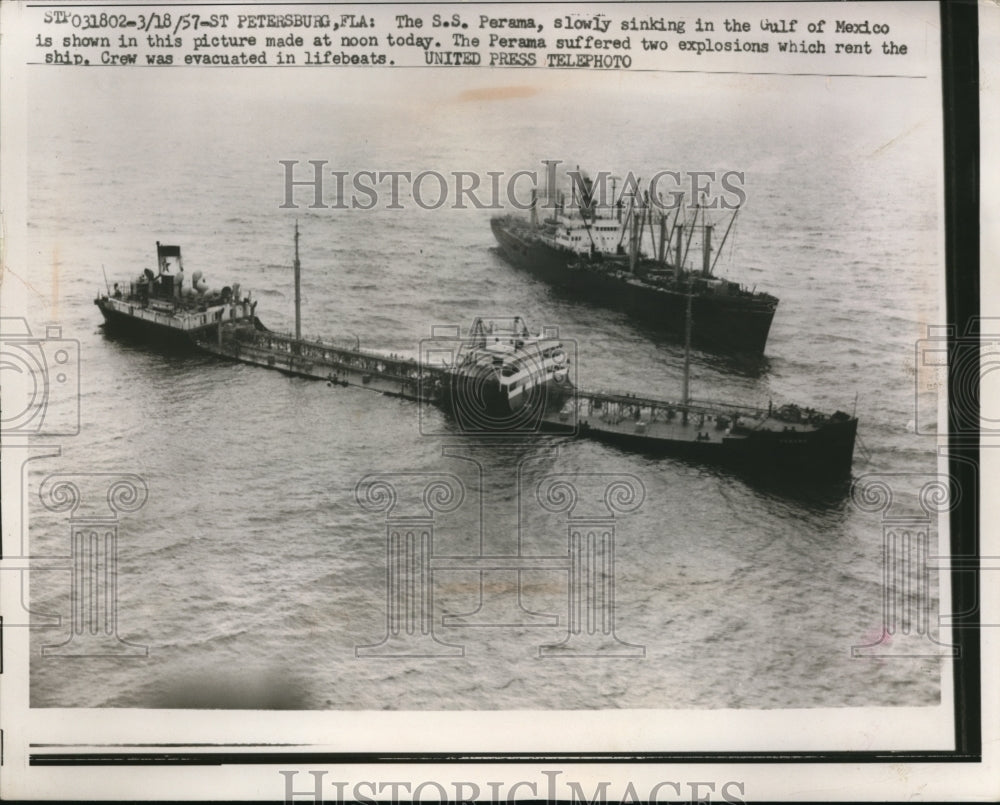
top-left (196, 322), bottom-right (449, 400)
top-left (99, 312), bottom-right (855, 478)
top-left (542, 391), bottom-right (827, 447)
top-left (196, 320), bottom-right (829, 448)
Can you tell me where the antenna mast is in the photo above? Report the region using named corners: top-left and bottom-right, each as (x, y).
top-left (294, 221), bottom-right (302, 341)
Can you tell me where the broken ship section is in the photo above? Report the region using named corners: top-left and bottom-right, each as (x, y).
top-left (194, 319), bottom-right (856, 481)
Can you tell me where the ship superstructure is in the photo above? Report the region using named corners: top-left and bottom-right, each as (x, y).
top-left (94, 242), bottom-right (259, 347)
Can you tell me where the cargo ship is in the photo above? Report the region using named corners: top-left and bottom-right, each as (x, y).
top-left (96, 229), bottom-right (856, 480)
top-left (490, 186), bottom-right (778, 356)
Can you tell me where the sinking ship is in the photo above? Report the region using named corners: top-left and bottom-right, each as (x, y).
top-left (94, 242), bottom-right (263, 347)
top-left (490, 182), bottom-right (778, 356)
top-left (442, 300), bottom-right (856, 479)
top-left (96, 228), bottom-right (856, 480)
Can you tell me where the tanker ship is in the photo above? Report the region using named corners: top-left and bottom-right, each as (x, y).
top-left (97, 228), bottom-right (856, 480)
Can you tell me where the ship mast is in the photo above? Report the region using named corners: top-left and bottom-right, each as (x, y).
top-left (629, 204), bottom-right (640, 272)
top-left (294, 220), bottom-right (302, 341)
top-left (617, 192), bottom-right (635, 253)
top-left (709, 206), bottom-right (740, 275)
top-left (681, 284), bottom-right (692, 420)
top-left (642, 191), bottom-right (655, 261)
top-left (702, 220), bottom-right (713, 277)
top-left (634, 187), bottom-right (646, 260)
top-left (681, 198), bottom-right (700, 269)
top-left (572, 169), bottom-right (597, 254)
top-left (674, 217), bottom-right (683, 282)
top-left (657, 210), bottom-right (668, 265)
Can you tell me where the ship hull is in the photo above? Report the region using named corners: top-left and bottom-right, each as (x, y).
top-left (441, 370), bottom-right (569, 433)
top-left (188, 317), bottom-right (855, 483)
top-left (96, 298), bottom-right (267, 352)
top-left (542, 409), bottom-right (857, 480)
top-left (96, 299), bottom-right (204, 350)
top-left (491, 217), bottom-right (776, 355)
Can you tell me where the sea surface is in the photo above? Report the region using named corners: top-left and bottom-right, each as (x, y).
top-left (20, 68), bottom-right (946, 711)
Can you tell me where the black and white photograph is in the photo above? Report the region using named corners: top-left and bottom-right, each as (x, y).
top-left (0, 0), bottom-right (994, 800)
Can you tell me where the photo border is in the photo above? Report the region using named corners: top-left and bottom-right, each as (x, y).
top-left (1, 0), bottom-right (990, 797)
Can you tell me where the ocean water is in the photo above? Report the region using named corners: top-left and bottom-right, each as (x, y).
top-left (21, 68), bottom-right (945, 711)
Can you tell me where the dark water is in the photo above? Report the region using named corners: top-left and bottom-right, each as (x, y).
top-left (23, 69), bottom-right (944, 710)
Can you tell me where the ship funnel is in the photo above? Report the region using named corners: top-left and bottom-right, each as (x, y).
top-left (156, 242), bottom-right (183, 275)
